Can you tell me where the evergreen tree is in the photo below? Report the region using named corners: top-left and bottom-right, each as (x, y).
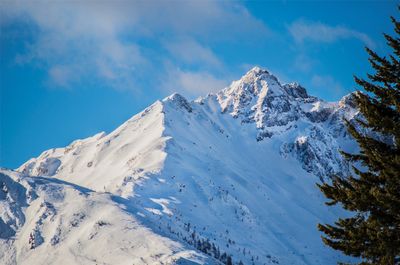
top-left (317, 14), bottom-right (400, 264)
top-left (226, 256), bottom-right (233, 265)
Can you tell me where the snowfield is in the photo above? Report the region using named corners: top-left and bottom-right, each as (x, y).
top-left (2, 67), bottom-right (359, 265)
top-left (0, 169), bottom-right (212, 265)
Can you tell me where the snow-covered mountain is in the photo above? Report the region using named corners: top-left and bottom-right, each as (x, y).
top-left (1, 67), bottom-right (360, 265)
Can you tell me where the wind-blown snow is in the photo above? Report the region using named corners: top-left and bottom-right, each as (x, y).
top-left (3, 67), bottom-right (361, 265)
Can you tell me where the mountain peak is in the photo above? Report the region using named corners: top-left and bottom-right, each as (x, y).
top-left (241, 67), bottom-right (310, 99)
top-left (218, 67), bottom-right (297, 117)
top-left (220, 67), bottom-right (281, 100)
top-left (246, 66), bottom-right (270, 75)
top-left (242, 66), bottom-right (279, 84)
top-left (163, 92), bottom-right (185, 102)
top-left (163, 92), bottom-right (192, 112)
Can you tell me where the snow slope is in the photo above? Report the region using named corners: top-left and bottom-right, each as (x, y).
top-left (3, 67), bottom-right (360, 264)
top-left (0, 169), bottom-right (212, 265)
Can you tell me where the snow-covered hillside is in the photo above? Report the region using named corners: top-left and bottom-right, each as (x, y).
top-left (0, 169), bottom-right (212, 265)
top-left (2, 67), bottom-right (360, 265)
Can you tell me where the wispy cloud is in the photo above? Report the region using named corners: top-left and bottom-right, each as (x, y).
top-left (164, 38), bottom-right (222, 69)
top-left (1, 1), bottom-right (268, 94)
top-left (162, 67), bottom-right (229, 97)
top-left (288, 20), bottom-right (375, 48)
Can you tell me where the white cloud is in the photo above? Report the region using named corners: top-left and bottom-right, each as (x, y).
top-left (1, 0), bottom-right (268, 93)
top-left (164, 39), bottom-right (222, 69)
top-left (48, 65), bottom-right (73, 88)
top-left (162, 67), bottom-right (229, 98)
top-left (288, 20), bottom-right (375, 48)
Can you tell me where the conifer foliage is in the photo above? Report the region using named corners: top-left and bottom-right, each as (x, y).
top-left (317, 14), bottom-right (400, 265)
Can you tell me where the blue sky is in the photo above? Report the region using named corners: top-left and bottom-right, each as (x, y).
top-left (0, 0), bottom-right (397, 168)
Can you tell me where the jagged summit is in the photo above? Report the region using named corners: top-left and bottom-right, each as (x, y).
top-left (163, 92), bottom-right (193, 113)
top-left (223, 66), bottom-right (309, 98)
top-left (217, 67), bottom-right (314, 117)
top-left (163, 92), bottom-right (185, 102)
top-left (242, 66), bottom-right (274, 79)
top-left (222, 66), bottom-right (282, 96)
top-left (212, 67), bottom-right (318, 142)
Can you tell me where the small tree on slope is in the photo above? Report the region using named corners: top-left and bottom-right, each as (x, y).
top-left (317, 13), bottom-right (400, 265)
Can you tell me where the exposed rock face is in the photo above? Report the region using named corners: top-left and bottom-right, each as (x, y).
top-left (215, 67), bottom-right (358, 180)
